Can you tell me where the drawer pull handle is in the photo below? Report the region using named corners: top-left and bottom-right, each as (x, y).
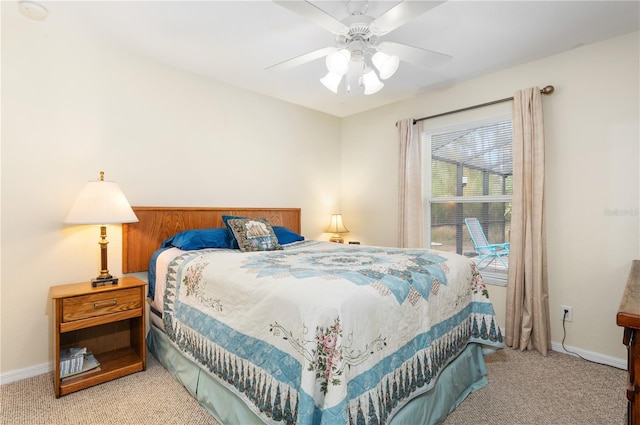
top-left (93, 299), bottom-right (117, 309)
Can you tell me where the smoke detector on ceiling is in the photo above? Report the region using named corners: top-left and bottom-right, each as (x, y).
top-left (18, 1), bottom-right (48, 21)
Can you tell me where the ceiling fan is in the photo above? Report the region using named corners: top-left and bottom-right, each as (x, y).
top-left (269, 0), bottom-right (451, 95)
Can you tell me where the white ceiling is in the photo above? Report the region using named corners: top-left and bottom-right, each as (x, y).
top-left (14, 0), bottom-right (640, 117)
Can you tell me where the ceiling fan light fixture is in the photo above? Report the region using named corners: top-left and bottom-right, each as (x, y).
top-left (320, 71), bottom-right (343, 93)
top-left (325, 49), bottom-right (351, 76)
top-left (362, 69), bottom-right (384, 95)
top-left (372, 52), bottom-right (400, 80)
top-left (271, 0), bottom-right (454, 97)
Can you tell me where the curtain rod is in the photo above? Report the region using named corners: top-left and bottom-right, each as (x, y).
top-left (413, 85), bottom-right (555, 125)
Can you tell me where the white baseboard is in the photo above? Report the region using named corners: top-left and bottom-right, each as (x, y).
top-left (0, 361), bottom-right (52, 385)
top-left (551, 341), bottom-right (627, 370)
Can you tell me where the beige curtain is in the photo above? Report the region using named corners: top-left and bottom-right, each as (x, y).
top-left (397, 119), bottom-right (424, 248)
top-left (505, 87), bottom-right (551, 355)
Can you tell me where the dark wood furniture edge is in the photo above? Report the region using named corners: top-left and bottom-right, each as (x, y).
top-left (122, 207), bottom-right (302, 273)
top-left (617, 259), bottom-right (640, 425)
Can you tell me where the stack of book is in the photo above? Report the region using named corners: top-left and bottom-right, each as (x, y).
top-left (60, 347), bottom-right (101, 380)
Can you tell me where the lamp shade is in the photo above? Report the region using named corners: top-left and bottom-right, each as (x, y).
top-left (362, 69), bottom-right (384, 95)
top-left (65, 172), bottom-right (138, 225)
top-left (325, 214), bottom-right (349, 234)
top-left (326, 49), bottom-right (351, 76)
top-left (372, 52), bottom-right (399, 80)
top-left (320, 71), bottom-right (343, 93)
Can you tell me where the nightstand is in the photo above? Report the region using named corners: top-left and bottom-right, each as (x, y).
top-left (51, 276), bottom-right (146, 397)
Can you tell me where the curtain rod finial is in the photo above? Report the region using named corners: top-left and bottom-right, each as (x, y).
top-left (541, 85), bottom-right (554, 95)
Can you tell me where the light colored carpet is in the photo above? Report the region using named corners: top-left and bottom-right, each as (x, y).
top-left (1, 347), bottom-right (627, 424)
top-left (1, 353), bottom-right (219, 425)
top-left (444, 348), bottom-right (627, 424)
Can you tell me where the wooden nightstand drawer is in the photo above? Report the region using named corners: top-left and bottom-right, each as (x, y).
top-left (62, 288), bottom-right (141, 322)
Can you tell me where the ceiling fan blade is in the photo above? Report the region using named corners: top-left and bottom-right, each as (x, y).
top-left (266, 46), bottom-right (336, 72)
top-left (371, 1), bottom-right (446, 35)
top-left (273, 0), bottom-right (349, 35)
top-left (378, 41), bottom-right (452, 68)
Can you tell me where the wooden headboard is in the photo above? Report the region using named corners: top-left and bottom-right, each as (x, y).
top-left (122, 207), bottom-right (301, 273)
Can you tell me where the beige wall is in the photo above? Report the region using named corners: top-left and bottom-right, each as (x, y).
top-left (1, 7), bottom-right (341, 375)
top-left (341, 31), bottom-right (640, 363)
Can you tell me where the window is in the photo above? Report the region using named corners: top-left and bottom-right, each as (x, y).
top-left (422, 116), bottom-right (512, 285)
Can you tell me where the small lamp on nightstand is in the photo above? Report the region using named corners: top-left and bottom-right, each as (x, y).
top-left (325, 214), bottom-right (349, 243)
top-left (64, 171), bottom-right (138, 287)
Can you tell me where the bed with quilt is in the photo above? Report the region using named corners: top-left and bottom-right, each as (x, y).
top-left (123, 207), bottom-right (503, 425)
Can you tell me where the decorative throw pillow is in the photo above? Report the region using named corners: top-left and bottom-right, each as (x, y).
top-left (222, 215), bottom-right (245, 249)
top-left (227, 218), bottom-right (282, 252)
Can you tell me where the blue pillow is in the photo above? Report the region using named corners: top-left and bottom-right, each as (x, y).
top-left (273, 226), bottom-right (304, 244)
top-left (162, 228), bottom-right (231, 250)
top-left (222, 215), bottom-right (245, 249)
top-left (147, 246), bottom-right (171, 300)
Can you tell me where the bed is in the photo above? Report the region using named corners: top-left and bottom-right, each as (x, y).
top-left (122, 207), bottom-right (503, 425)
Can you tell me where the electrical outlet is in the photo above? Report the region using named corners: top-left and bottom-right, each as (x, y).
top-left (561, 305), bottom-right (573, 322)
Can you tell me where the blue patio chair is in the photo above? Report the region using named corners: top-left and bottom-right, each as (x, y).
top-left (464, 218), bottom-right (510, 269)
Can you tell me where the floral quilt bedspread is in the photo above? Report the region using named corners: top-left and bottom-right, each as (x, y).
top-left (162, 241), bottom-right (503, 425)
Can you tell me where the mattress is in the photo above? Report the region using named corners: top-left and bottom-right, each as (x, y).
top-left (148, 240), bottom-right (503, 424)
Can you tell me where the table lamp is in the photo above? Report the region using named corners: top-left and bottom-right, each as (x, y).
top-left (65, 171), bottom-right (138, 287)
top-left (325, 214), bottom-right (349, 243)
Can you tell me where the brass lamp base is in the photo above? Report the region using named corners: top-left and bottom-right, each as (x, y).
top-left (91, 277), bottom-right (119, 287)
top-left (329, 235), bottom-right (344, 243)
top-left (92, 225), bottom-right (119, 287)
